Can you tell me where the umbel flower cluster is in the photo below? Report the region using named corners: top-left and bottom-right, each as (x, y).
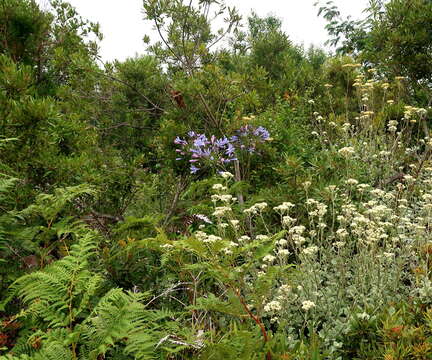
top-left (174, 125), bottom-right (270, 173)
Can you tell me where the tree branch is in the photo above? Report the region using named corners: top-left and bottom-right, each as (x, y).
top-left (101, 72), bottom-right (165, 113)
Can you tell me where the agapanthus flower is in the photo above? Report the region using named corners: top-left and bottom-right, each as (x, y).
top-left (216, 137), bottom-right (229, 147)
top-left (226, 143), bottom-right (235, 156)
top-left (174, 136), bottom-right (187, 145)
top-left (174, 125), bottom-right (270, 174)
top-left (253, 126), bottom-right (270, 140)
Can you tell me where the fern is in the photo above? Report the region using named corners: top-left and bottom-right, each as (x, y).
top-left (1, 182), bottom-right (98, 300)
top-left (32, 343), bottom-right (73, 360)
top-left (1, 182), bottom-right (189, 359)
top-left (8, 232), bottom-right (103, 358)
top-left (8, 231), bottom-right (183, 359)
top-left (0, 175), bottom-right (25, 309)
top-left (0, 175), bottom-right (18, 256)
top-left (0, 175), bottom-right (17, 202)
top-left (19, 184), bottom-right (97, 225)
top-left (123, 305), bottom-right (181, 360)
top-left (6, 329), bottom-right (74, 360)
top-left (81, 288), bottom-right (139, 358)
top-left (82, 290), bottom-right (184, 360)
top-left (11, 232), bottom-right (100, 328)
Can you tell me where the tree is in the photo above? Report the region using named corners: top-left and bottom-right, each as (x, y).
top-left (142, 0), bottom-right (244, 133)
top-left (317, 0), bottom-right (432, 98)
top-left (365, 0), bottom-right (432, 85)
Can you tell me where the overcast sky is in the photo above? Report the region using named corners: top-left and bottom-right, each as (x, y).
top-left (37, 0), bottom-right (369, 62)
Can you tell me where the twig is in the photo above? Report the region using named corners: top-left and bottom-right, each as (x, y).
top-left (101, 72), bottom-right (165, 113)
top-left (145, 282), bottom-right (192, 307)
top-left (97, 122), bottom-right (153, 132)
top-left (163, 176), bottom-right (188, 225)
top-left (232, 287), bottom-right (271, 360)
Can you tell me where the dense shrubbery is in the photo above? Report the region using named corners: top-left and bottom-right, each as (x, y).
top-left (1, 0), bottom-right (432, 359)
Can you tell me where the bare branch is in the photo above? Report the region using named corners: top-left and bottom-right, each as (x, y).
top-left (101, 72), bottom-right (165, 113)
top-left (97, 122), bottom-right (153, 132)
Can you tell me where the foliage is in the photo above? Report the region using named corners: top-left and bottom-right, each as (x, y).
top-left (2, 0), bottom-right (432, 358)
top-left (317, 0), bottom-right (432, 100)
top-left (8, 231), bottom-right (182, 359)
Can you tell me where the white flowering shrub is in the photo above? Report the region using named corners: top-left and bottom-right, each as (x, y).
top-left (148, 71), bottom-right (432, 358)
top-left (153, 160), bottom-right (431, 355)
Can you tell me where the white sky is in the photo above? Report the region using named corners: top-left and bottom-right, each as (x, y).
top-left (37, 0), bottom-right (370, 62)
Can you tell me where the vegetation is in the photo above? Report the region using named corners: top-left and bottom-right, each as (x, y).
top-left (1, 0), bottom-right (432, 358)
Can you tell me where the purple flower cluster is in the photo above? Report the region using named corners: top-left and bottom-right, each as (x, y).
top-left (233, 125), bottom-right (270, 153)
top-left (174, 125), bottom-right (270, 174)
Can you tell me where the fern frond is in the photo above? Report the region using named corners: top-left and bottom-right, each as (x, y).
top-left (0, 175), bottom-right (17, 203)
top-left (81, 289), bottom-right (182, 360)
top-left (124, 298), bottom-right (185, 360)
top-left (82, 288), bottom-right (137, 358)
top-left (1, 355), bottom-right (32, 359)
top-left (11, 329), bottom-right (74, 360)
top-left (0, 175), bottom-right (18, 254)
top-left (11, 232), bottom-right (99, 328)
top-left (32, 342), bottom-right (73, 360)
top-left (19, 184), bottom-right (97, 223)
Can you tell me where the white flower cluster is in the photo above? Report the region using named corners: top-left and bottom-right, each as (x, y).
top-left (338, 146), bottom-right (355, 158)
top-left (289, 225), bottom-right (306, 235)
top-left (212, 206), bottom-right (231, 217)
top-left (357, 183), bottom-right (370, 192)
top-left (244, 202), bottom-right (268, 215)
top-left (279, 284), bottom-right (291, 294)
top-left (293, 234), bottom-right (306, 246)
top-left (387, 120), bottom-right (398, 133)
top-left (212, 194), bottom-right (237, 203)
top-left (263, 254), bottom-right (276, 263)
top-left (195, 231), bottom-right (222, 244)
top-left (220, 171), bottom-right (234, 179)
top-left (230, 219), bottom-right (239, 228)
top-left (336, 228), bottom-right (348, 239)
top-left (404, 105), bottom-right (427, 121)
top-left (282, 215), bottom-right (296, 227)
top-left (301, 300), bottom-right (316, 311)
top-left (345, 178), bottom-right (358, 186)
top-left (302, 245), bottom-right (318, 256)
top-left (277, 249), bottom-right (289, 257)
top-left (212, 183), bottom-right (227, 191)
top-left (204, 234), bottom-right (222, 243)
top-left (277, 238), bottom-right (288, 246)
top-left (342, 123), bottom-right (351, 132)
top-left (238, 235), bottom-right (250, 242)
top-left (273, 202), bottom-right (295, 213)
top-left (306, 199), bottom-right (327, 218)
top-left (264, 300), bottom-right (282, 313)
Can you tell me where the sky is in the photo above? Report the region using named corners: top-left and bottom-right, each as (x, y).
top-left (37, 0), bottom-right (370, 62)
